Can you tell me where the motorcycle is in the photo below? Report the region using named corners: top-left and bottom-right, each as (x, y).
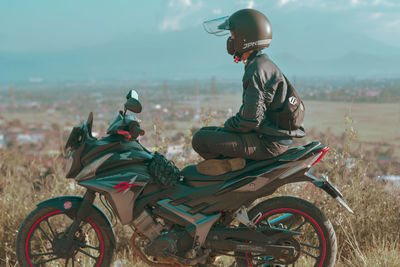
top-left (16, 90), bottom-right (353, 267)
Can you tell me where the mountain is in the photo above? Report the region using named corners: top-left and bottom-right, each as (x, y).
top-left (1, 28), bottom-right (400, 82)
top-left (275, 51), bottom-right (400, 76)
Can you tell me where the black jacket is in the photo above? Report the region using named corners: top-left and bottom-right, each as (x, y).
top-left (224, 51), bottom-right (305, 137)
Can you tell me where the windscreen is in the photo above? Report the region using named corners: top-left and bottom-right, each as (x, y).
top-left (202, 16), bottom-right (230, 36)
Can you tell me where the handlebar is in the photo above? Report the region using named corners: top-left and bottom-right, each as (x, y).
top-left (129, 121), bottom-right (145, 139)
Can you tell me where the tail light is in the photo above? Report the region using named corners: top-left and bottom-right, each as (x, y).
top-left (311, 146), bottom-right (330, 166)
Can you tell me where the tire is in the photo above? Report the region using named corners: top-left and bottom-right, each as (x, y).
top-left (236, 196), bottom-right (337, 267)
top-left (16, 206), bottom-right (114, 267)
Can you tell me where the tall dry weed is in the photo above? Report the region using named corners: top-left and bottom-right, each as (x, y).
top-left (1, 113), bottom-right (400, 266)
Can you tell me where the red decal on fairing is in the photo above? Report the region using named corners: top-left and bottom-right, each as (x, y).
top-left (113, 181), bottom-right (138, 193)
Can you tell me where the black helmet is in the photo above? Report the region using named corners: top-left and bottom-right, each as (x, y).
top-left (203, 9), bottom-right (272, 60)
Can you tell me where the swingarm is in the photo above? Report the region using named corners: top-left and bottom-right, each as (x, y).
top-left (206, 225), bottom-right (300, 249)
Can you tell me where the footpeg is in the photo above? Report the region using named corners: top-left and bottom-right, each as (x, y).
top-left (234, 206), bottom-right (256, 229)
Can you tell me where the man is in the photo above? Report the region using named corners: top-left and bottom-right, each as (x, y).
top-left (193, 9), bottom-right (305, 176)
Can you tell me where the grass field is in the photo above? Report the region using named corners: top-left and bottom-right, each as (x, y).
top-left (3, 96), bottom-right (400, 156)
top-left (304, 100), bottom-right (400, 145)
top-left (164, 97), bottom-right (400, 156)
top-left (192, 96), bottom-right (400, 146)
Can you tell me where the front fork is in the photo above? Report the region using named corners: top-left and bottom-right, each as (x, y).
top-left (59, 190), bottom-right (96, 255)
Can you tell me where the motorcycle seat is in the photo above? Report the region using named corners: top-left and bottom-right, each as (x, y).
top-left (181, 141), bottom-right (321, 187)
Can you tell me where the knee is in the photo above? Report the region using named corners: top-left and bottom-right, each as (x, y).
top-left (192, 130), bottom-right (207, 152)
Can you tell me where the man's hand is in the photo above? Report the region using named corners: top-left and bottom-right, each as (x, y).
top-left (224, 114), bottom-right (255, 133)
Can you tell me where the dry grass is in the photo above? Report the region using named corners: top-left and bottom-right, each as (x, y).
top-left (1, 117), bottom-right (400, 266)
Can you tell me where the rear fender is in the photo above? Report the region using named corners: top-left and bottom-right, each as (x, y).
top-left (37, 196), bottom-right (116, 246)
top-left (304, 172), bottom-right (354, 213)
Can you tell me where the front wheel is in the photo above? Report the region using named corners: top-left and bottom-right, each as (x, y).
top-left (16, 206), bottom-right (114, 267)
top-left (236, 196), bottom-right (337, 267)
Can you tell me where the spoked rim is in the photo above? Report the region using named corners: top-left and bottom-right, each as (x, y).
top-left (25, 210), bottom-right (104, 267)
top-left (246, 208), bottom-right (326, 267)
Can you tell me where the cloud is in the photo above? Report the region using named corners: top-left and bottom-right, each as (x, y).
top-left (159, 16), bottom-right (182, 31)
top-left (372, 0), bottom-right (400, 7)
top-left (350, 0), bottom-right (400, 7)
top-left (159, 0), bottom-right (203, 31)
top-left (350, 0), bottom-right (359, 6)
top-left (370, 12), bottom-right (383, 20)
top-left (183, 0), bottom-right (192, 7)
top-left (236, 0), bottom-right (256, 9)
top-left (212, 8), bottom-right (222, 15)
top-left (247, 0), bottom-right (255, 8)
top-left (278, 0), bottom-right (297, 7)
top-left (385, 19), bottom-right (400, 28)
top-left (273, 0), bottom-right (400, 9)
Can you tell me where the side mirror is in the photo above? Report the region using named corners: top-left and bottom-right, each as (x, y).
top-left (124, 98), bottom-right (142, 113)
top-left (124, 90), bottom-right (142, 113)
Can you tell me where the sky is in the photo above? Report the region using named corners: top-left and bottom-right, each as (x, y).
top-left (1, 0), bottom-right (400, 81)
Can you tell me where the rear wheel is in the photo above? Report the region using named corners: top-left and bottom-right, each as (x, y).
top-left (16, 206), bottom-right (114, 267)
top-left (235, 196), bottom-right (337, 267)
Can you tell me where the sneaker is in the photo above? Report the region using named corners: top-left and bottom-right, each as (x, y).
top-left (196, 158), bottom-right (246, 176)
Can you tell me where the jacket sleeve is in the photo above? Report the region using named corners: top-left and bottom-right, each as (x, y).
top-left (224, 70), bottom-right (281, 133)
top-left (224, 72), bottom-right (266, 133)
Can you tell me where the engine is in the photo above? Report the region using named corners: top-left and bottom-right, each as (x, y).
top-left (146, 230), bottom-right (193, 258)
top-left (145, 234), bottom-right (178, 258)
top-left (132, 209), bottom-right (195, 260)
top-left (132, 210), bottom-right (164, 241)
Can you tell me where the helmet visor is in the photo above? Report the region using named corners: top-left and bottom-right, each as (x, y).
top-left (202, 16), bottom-right (230, 36)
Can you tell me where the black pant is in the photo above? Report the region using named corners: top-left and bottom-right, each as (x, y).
top-left (192, 127), bottom-right (288, 160)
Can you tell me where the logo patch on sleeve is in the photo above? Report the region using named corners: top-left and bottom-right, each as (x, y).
top-left (288, 96), bottom-right (298, 105)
